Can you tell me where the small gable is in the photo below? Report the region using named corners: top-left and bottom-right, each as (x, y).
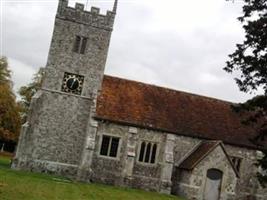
top-left (178, 140), bottom-right (239, 177)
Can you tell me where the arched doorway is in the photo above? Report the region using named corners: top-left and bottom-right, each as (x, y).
top-left (203, 168), bottom-right (223, 200)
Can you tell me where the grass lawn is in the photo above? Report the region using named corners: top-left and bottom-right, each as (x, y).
top-left (0, 155), bottom-right (184, 200)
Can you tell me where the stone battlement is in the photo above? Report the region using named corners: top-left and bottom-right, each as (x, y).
top-left (57, 0), bottom-right (115, 30)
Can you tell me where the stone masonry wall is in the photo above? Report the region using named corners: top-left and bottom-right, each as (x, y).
top-left (171, 135), bottom-right (201, 194)
top-left (12, 90), bottom-right (92, 178)
top-left (90, 122), bottom-right (128, 185)
top-left (131, 128), bottom-right (165, 192)
top-left (173, 136), bottom-right (201, 166)
top-left (89, 121), bottom-right (168, 192)
top-left (225, 145), bottom-right (267, 200)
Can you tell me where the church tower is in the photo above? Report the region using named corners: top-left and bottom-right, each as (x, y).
top-left (13, 0), bottom-right (118, 179)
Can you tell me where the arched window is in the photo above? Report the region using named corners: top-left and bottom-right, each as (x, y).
top-left (144, 143), bottom-right (151, 163)
top-left (151, 144), bottom-right (157, 164)
top-left (139, 142), bottom-right (146, 162)
top-left (138, 142), bottom-right (157, 164)
top-left (73, 36), bottom-right (81, 53)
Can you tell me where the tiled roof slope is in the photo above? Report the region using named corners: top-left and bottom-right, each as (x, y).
top-left (179, 141), bottom-right (220, 170)
top-left (96, 75), bottom-right (260, 149)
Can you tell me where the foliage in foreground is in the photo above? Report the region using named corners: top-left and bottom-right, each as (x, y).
top-left (0, 155), bottom-right (183, 200)
top-left (0, 57), bottom-right (21, 142)
top-left (224, 0), bottom-right (267, 186)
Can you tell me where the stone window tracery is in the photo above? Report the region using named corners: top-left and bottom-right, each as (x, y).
top-left (138, 141), bottom-right (157, 164)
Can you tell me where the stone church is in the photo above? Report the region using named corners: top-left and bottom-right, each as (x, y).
top-left (12, 0), bottom-right (267, 199)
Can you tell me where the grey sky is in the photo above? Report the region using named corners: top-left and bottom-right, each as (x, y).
top-left (1, 0), bottom-right (257, 102)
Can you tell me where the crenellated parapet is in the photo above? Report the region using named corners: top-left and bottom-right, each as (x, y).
top-left (57, 0), bottom-right (116, 30)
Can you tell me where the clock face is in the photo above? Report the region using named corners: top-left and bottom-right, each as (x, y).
top-left (66, 78), bottom-right (79, 90)
top-left (61, 72), bottom-right (84, 95)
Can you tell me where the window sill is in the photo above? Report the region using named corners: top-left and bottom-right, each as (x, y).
top-left (97, 154), bottom-right (120, 161)
top-left (135, 161), bottom-right (158, 167)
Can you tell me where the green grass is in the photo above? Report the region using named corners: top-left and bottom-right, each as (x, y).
top-left (0, 155), bottom-right (184, 200)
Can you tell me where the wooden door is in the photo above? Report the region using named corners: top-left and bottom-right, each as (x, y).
top-left (203, 169), bottom-right (223, 200)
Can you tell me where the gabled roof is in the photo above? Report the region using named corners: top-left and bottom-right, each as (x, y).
top-left (96, 75), bottom-right (262, 149)
top-left (178, 140), bottom-right (239, 177)
top-left (178, 141), bottom-right (220, 170)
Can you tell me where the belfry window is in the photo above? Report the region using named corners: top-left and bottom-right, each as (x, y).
top-left (73, 36), bottom-right (81, 53)
top-left (100, 135), bottom-right (120, 158)
top-left (138, 142), bottom-right (157, 164)
top-left (230, 156), bottom-right (242, 172)
top-left (73, 35), bottom-right (88, 54)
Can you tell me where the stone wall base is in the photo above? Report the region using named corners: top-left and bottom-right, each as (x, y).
top-left (160, 180), bottom-right (172, 194)
top-left (12, 158), bottom-right (78, 179)
top-left (11, 158), bottom-right (173, 195)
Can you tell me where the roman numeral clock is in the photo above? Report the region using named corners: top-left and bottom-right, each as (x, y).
top-left (61, 72), bottom-right (84, 95)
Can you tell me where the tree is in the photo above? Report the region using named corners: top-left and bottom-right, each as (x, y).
top-left (224, 0), bottom-right (267, 186)
top-left (0, 57), bottom-right (21, 144)
top-left (0, 84), bottom-right (21, 142)
top-left (0, 57), bottom-right (11, 84)
top-left (18, 67), bottom-right (45, 123)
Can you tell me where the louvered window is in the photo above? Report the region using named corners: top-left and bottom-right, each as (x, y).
top-left (73, 35), bottom-right (88, 54)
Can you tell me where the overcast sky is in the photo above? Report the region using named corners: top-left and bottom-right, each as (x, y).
top-left (1, 0), bottom-right (258, 102)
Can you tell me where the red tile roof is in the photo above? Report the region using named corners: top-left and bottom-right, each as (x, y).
top-left (96, 75), bottom-right (262, 149)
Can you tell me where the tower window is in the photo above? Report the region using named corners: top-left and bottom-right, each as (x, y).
top-left (80, 38), bottom-right (88, 54)
top-left (138, 141), bottom-right (157, 164)
top-left (73, 36), bottom-right (81, 53)
top-left (100, 135), bottom-right (120, 158)
top-left (73, 35), bottom-right (88, 54)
